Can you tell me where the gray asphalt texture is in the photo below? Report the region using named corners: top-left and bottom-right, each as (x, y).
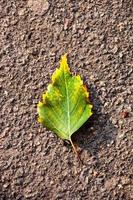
top-left (0, 0), bottom-right (133, 199)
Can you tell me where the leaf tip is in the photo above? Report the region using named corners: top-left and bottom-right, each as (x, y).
top-left (60, 53), bottom-right (70, 72)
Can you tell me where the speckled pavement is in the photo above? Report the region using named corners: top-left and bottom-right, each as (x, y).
top-left (0, 1), bottom-right (133, 199)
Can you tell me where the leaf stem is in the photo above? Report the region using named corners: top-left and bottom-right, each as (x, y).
top-left (69, 138), bottom-right (81, 162)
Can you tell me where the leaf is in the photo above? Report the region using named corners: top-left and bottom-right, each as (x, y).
top-left (37, 54), bottom-right (93, 158)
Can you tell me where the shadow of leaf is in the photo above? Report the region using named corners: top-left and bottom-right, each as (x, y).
top-left (71, 83), bottom-right (118, 164)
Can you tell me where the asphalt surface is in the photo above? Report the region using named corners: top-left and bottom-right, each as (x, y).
top-left (0, 0), bottom-right (133, 199)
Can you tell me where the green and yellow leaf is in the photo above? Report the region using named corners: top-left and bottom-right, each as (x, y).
top-left (37, 54), bottom-right (93, 157)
